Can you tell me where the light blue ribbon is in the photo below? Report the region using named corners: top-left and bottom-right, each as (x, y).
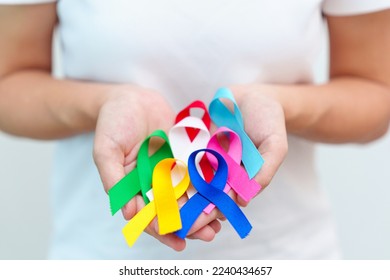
top-left (209, 88), bottom-right (264, 178)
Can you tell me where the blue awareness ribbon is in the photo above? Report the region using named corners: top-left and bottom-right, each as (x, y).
top-left (209, 87), bottom-right (264, 179)
top-left (176, 148), bottom-right (252, 239)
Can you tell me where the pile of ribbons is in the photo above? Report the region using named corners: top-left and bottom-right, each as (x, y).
top-left (108, 88), bottom-right (265, 247)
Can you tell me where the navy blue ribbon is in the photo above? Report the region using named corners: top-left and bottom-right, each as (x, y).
top-left (176, 149), bottom-right (252, 239)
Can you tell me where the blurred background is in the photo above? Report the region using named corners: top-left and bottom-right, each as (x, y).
top-left (1, 26), bottom-right (389, 260)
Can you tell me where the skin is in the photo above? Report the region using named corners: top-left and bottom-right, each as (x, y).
top-left (0, 4), bottom-right (389, 252)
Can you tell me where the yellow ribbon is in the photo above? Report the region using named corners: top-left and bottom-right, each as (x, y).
top-left (122, 159), bottom-right (189, 247)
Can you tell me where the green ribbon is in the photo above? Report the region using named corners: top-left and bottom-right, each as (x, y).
top-left (108, 130), bottom-right (173, 215)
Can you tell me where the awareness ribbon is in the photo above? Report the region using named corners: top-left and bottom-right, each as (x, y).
top-left (176, 149), bottom-right (252, 239)
top-left (175, 100), bottom-right (211, 141)
top-left (174, 100), bottom-right (215, 184)
top-left (207, 127), bottom-right (261, 202)
top-left (209, 88), bottom-right (264, 178)
top-left (122, 158), bottom-right (189, 247)
top-left (169, 116), bottom-right (211, 198)
top-left (169, 116), bottom-right (210, 165)
top-left (108, 130), bottom-right (173, 215)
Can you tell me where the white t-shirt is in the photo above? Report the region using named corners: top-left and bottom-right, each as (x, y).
top-left (2, 0), bottom-right (390, 259)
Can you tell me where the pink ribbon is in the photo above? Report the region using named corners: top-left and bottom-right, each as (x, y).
top-left (204, 127), bottom-right (261, 213)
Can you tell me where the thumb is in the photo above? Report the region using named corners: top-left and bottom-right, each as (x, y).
top-left (254, 134), bottom-right (288, 190)
top-left (93, 138), bottom-right (126, 193)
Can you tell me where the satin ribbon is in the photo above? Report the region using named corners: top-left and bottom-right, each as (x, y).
top-left (169, 116), bottom-right (210, 165)
top-left (122, 158), bottom-right (190, 247)
top-left (172, 100), bottom-right (216, 198)
top-left (175, 100), bottom-right (211, 141)
top-left (176, 149), bottom-right (252, 239)
top-left (209, 87), bottom-right (264, 178)
top-left (174, 100), bottom-right (214, 184)
top-left (108, 130), bottom-right (173, 215)
top-left (207, 127), bottom-right (261, 202)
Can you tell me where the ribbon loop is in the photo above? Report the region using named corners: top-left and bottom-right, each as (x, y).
top-left (176, 149), bottom-right (252, 239)
top-left (175, 100), bottom-right (211, 141)
top-left (209, 88), bottom-right (264, 178)
top-left (169, 116), bottom-right (210, 164)
top-left (173, 100), bottom-right (214, 184)
top-left (122, 158), bottom-right (189, 247)
top-left (108, 130), bottom-right (173, 215)
top-left (170, 111), bottom-right (213, 198)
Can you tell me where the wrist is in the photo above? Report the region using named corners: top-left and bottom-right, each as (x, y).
top-left (231, 83), bottom-right (324, 136)
top-left (230, 84), bottom-right (298, 128)
top-left (52, 81), bottom-right (128, 134)
top-left (85, 84), bottom-right (147, 122)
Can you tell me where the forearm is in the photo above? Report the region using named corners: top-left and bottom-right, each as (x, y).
top-left (0, 70), bottom-right (112, 139)
top-left (282, 77), bottom-right (390, 143)
top-left (234, 77), bottom-right (390, 144)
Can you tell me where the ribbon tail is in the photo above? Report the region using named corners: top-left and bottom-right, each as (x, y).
top-left (109, 170), bottom-right (140, 215)
top-left (122, 202), bottom-right (156, 247)
top-left (176, 194), bottom-right (209, 239)
top-left (228, 169), bottom-right (261, 202)
top-left (109, 141), bottom-right (173, 215)
top-left (240, 133), bottom-right (264, 179)
top-left (206, 190), bottom-right (252, 239)
top-left (155, 181), bottom-right (183, 234)
top-left (158, 207), bottom-right (182, 235)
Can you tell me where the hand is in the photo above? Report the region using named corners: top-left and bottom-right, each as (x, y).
top-left (93, 85), bottom-right (222, 250)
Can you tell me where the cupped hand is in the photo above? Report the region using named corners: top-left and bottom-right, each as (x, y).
top-left (93, 85), bottom-right (222, 250)
top-left (93, 85), bottom-right (174, 201)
